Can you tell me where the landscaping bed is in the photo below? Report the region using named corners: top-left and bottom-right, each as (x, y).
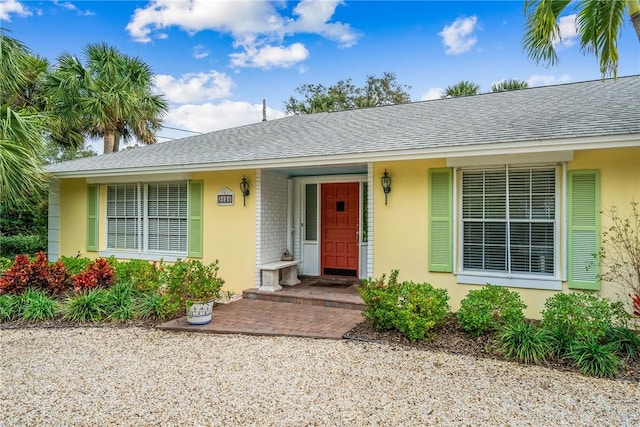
top-left (345, 314), bottom-right (640, 383)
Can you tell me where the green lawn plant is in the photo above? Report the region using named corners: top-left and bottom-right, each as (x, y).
top-left (64, 289), bottom-right (109, 323)
top-left (60, 256), bottom-right (92, 275)
top-left (162, 259), bottom-right (224, 317)
top-left (498, 320), bottom-right (554, 364)
top-left (105, 281), bottom-right (140, 322)
top-left (567, 334), bottom-right (624, 378)
top-left (394, 281), bottom-right (450, 341)
top-left (357, 270), bottom-right (450, 341)
top-left (0, 256), bottom-right (14, 272)
top-left (114, 259), bottom-right (164, 292)
top-left (457, 284), bottom-right (526, 336)
top-left (607, 326), bottom-right (640, 360)
top-left (0, 294), bottom-right (21, 321)
top-left (21, 289), bottom-right (59, 321)
top-left (356, 270), bottom-right (401, 330)
top-left (541, 293), bottom-right (628, 347)
top-left (137, 291), bottom-right (170, 321)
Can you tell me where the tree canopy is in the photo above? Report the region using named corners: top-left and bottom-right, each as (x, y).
top-left (45, 43), bottom-right (168, 153)
top-left (285, 72), bottom-right (411, 115)
top-left (523, 0), bottom-right (640, 79)
top-left (0, 32), bottom-right (49, 207)
top-left (442, 81), bottom-right (480, 98)
top-left (491, 79), bottom-right (529, 92)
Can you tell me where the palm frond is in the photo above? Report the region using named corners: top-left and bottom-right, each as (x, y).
top-left (577, 0), bottom-right (625, 78)
top-left (522, 0), bottom-right (572, 67)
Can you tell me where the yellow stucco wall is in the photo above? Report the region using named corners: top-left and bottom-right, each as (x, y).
top-left (57, 172), bottom-right (255, 295)
top-left (373, 146), bottom-right (640, 318)
top-left (569, 147), bottom-right (640, 305)
top-left (59, 178), bottom-right (98, 259)
top-left (192, 170), bottom-right (256, 294)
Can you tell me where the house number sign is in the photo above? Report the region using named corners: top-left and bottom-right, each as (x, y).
top-left (217, 187), bottom-right (235, 206)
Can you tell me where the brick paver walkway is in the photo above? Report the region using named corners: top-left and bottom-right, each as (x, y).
top-left (157, 298), bottom-right (365, 339)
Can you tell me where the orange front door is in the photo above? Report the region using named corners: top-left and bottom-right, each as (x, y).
top-left (321, 183), bottom-right (359, 277)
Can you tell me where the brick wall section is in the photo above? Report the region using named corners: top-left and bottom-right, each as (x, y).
top-left (292, 181), bottom-right (302, 262)
top-left (48, 180), bottom-right (61, 261)
top-left (366, 163), bottom-right (374, 279)
top-left (255, 170), bottom-right (290, 287)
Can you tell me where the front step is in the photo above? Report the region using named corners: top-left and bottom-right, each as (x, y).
top-left (242, 287), bottom-right (365, 311)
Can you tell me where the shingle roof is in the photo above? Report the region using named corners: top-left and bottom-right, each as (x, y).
top-left (48, 75), bottom-right (640, 176)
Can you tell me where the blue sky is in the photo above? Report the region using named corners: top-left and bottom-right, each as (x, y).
top-left (2, 0), bottom-right (639, 151)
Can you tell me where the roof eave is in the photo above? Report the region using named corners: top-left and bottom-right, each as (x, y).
top-left (48, 133), bottom-right (640, 180)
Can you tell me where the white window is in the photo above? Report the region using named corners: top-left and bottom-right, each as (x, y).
top-left (106, 182), bottom-right (188, 254)
top-left (460, 166), bottom-right (558, 280)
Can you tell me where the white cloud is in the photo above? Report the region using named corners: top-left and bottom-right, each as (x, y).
top-left (126, 0), bottom-right (358, 68)
top-left (421, 88), bottom-right (444, 101)
top-left (527, 74), bottom-right (572, 87)
top-left (288, 0), bottom-right (359, 48)
top-left (439, 16), bottom-right (478, 55)
top-left (165, 100), bottom-right (286, 134)
top-left (0, 0), bottom-right (31, 21)
top-left (52, 0), bottom-right (94, 16)
top-left (154, 71), bottom-right (234, 104)
top-left (193, 44), bottom-right (210, 59)
top-left (553, 14), bottom-right (578, 50)
top-left (229, 42), bottom-right (309, 69)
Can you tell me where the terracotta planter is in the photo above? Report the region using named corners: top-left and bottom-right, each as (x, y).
top-left (186, 300), bottom-right (214, 325)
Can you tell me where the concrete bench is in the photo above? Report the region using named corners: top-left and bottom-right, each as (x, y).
top-left (258, 260), bottom-right (301, 292)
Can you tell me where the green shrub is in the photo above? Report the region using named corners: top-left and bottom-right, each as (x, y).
top-left (64, 289), bottom-right (109, 322)
top-left (114, 259), bottom-right (164, 292)
top-left (357, 270), bottom-right (450, 341)
top-left (606, 326), bottom-right (640, 360)
top-left (137, 291), bottom-right (170, 321)
top-left (21, 289), bottom-right (60, 321)
top-left (498, 320), bottom-right (554, 364)
top-left (394, 282), bottom-right (450, 341)
top-left (356, 270), bottom-right (401, 330)
top-left (0, 257), bottom-right (13, 273)
top-left (0, 234), bottom-right (46, 259)
top-left (457, 285), bottom-right (527, 336)
top-left (541, 293), bottom-right (628, 344)
top-left (162, 259), bottom-right (224, 317)
top-left (567, 334), bottom-right (624, 378)
top-left (60, 256), bottom-right (92, 275)
top-left (0, 294), bottom-right (21, 321)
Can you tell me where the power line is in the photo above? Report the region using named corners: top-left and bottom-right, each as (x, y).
top-left (162, 125), bottom-right (204, 134)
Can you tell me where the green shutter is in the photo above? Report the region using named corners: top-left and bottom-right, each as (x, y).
top-left (568, 170), bottom-right (600, 290)
top-left (429, 168), bottom-right (453, 272)
top-left (188, 180), bottom-right (204, 258)
top-left (86, 184), bottom-right (99, 252)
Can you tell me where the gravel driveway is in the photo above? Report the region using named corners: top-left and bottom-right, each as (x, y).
top-left (1, 327), bottom-right (638, 426)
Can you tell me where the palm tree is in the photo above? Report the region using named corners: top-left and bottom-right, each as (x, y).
top-left (441, 81), bottom-right (480, 98)
top-left (0, 32), bottom-right (49, 207)
top-left (523, 0), bottom-right (640, 79)
top-left (46, 43), bottom-right (168, 154)
top-left (491, 79), bottom-right (529, 92)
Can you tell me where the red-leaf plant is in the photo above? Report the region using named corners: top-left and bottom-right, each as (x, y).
top-left (0, 252), bottom-right (73, 295)
top-left (630, 294), bottom-right (640, 317)
top-left (73, 258), bottom-right (115, 291)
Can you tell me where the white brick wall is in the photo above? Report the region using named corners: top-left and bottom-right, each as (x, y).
top-left (255, 170), bottom-right (290, 287)
top-left (48, 180), bottom-right (61, 261)
top-left (366, 163), bottom-right (374, 279)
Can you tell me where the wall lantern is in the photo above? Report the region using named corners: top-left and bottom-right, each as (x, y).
top-left (381, 169), bottom-right (392, 205)
top-left (240, 176), bottom-right (250, 206)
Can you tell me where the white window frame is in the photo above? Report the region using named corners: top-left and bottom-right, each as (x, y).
top-left (100, 181), bottom-right (188, 262)
top-left (455, 164), bottom-right (563, 291)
